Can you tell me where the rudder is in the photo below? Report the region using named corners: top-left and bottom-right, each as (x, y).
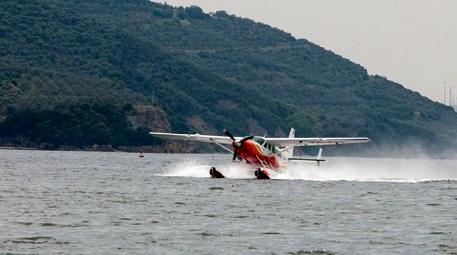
top-left (281, 127), bottom-right (295, 159)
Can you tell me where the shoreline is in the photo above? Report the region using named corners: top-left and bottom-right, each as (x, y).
top-left (0, 146), bottom-right (39, 151)
top-left (0, 144), bottom-right (210, 154)
top-left (0, 145), bottom-right (455, 159)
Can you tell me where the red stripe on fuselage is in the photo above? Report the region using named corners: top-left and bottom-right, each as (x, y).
top-left (235, 140), bottom-right (281, 169)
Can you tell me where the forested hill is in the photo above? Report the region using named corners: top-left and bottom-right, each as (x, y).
top-left (0, 0), bottom-right (456, 153)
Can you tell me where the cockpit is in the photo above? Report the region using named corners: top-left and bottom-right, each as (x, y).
top-left (252, 137), bottom-right (265, 145)
top-left (252, 136), bottom-right (276, 153)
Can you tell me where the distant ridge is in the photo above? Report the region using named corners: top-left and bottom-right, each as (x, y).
top-left (0, 0), bottom-right (456, 152)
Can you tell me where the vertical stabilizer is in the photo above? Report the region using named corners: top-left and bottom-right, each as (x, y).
top-left (289, 128), bottom-right (295, 138)
top-left (282, 127), bottom-right (295, 159)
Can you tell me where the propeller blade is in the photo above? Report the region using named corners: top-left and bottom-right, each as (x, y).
top-left (224, 129), bottom-right (252, 161)
top-left (232, 148), bottom-right (238, 161)
top-left (223, 129), bottom-right (235, 141)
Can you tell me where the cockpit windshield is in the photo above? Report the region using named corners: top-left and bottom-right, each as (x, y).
top-left (252, 136), bottom-right (265, 145)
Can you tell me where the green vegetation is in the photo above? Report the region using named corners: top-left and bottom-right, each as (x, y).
top-left (0, 103), bottom-right (159, 149)
top-left (0, 0), bottom-right (456, 152)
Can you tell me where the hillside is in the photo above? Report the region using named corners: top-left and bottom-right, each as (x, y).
top-left (0, 0), bottom-right (456, 153)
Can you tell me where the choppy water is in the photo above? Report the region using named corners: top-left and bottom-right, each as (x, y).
top-left (1, 149), bottom-right (457, 254)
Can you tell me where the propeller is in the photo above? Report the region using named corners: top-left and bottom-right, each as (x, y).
top-left (223, 129), bottom-right (254, 160)
top-left (224, 129), bottom-right (235, 141)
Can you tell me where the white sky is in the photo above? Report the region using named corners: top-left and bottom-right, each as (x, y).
top-left (163, 0), bottom-right (457, 104)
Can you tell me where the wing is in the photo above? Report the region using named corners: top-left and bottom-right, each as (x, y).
top-left (150, 132), bottom-right (236, 145)
top-left (265, 137), bottom-right (370, 147)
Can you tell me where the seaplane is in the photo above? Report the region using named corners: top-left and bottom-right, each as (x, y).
top-left (150, 128), bottom-right (370, 179)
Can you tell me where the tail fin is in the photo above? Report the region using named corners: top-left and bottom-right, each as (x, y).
top-left (289, 127), bottom-right (295, 138)
top-left (281, 128), bottom-right (295, 159)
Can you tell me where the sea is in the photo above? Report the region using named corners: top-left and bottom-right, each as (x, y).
top-left (0, 149), bottom-right (456, 254)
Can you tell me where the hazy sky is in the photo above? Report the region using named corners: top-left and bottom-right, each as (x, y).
top-left (163, 0), bottom-right (457, 103)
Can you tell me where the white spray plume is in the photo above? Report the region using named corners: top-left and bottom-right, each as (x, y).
top-left (159, 156), bottom-right (457, 182)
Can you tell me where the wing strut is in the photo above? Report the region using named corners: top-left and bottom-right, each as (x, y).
top-left (214, 143), bottom-right (234, 154)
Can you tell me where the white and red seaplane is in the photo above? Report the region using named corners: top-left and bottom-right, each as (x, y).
top-left (150, 128), bottom-right (369, 179)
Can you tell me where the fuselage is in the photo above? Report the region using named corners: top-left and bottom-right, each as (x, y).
top-left (233, 136), bottom-right (286, 170)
